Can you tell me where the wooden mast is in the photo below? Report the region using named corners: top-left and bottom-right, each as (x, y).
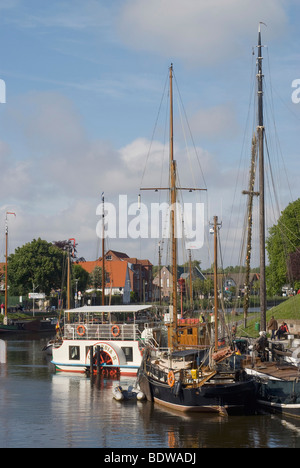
top-left (67, 250), bottom-right (70, 310)
top-left (257, 23), bottom-right (266, 331)
top-left (4, 212), bottom-right (16, 324)
top-left (189, 249), bottom-right (193, 310)
top-left (169, 64), bottom-right (178, 350)
top-left (4, 217), bottom-right (8, 322)
top-left (140, 64), bottom-right (207, 349)
top-left (213, 216), bottom-right (222, 351)
top-left (242, 134), bottom-right (258, 327)
top-left (67, 238), bottom-right (75, 319)
top-left (101, 192), bottom-right (105, 305)
top-left (158, 242), bottom-right (162, 306)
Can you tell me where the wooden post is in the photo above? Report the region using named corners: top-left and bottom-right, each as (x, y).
top-left (96, 345), bottom-right (101, 375)
top-left (90, 345), bottom-right (94, 376)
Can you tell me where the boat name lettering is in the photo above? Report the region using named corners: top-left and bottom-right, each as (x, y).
top-left (102, 344), bottom-right (118, 363)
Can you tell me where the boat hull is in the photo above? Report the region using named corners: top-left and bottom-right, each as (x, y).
top-left (244, 363), bottom-right (300, 418)
top-left (138, 371), bottom-right (257, 414)
top-left (257, 379), bottom-right (300, 418)
top-left (51, 339), bottom-right (142, 376)
top-left (0, 320), bottom-right (56, 334)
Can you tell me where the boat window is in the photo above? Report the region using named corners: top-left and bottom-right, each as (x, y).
top-left (121, 346), bottom-right (133, 362)
top-left (69, 346), bottom-right (80, 360)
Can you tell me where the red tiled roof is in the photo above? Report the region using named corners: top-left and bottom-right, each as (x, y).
top-left (77, 260), bottom-right (130, 288)
top-left (78, 260), bottom-right (101, 274)
top-left (105, 261), bottom-right (129, 288)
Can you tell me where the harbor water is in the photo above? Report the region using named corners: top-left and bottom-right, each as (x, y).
top-left (0, 335), bottom-right (300, 449)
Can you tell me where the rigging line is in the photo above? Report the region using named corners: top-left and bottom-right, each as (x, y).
top-left (275, 222), bottom-right (300, 252)
top-left (158, 95), bottom-right (169, 199)
top-left (203, 192), bottom-right (213, 268)
top-left (266, 46), bottom-right (300, 124)
top-left (264, 134), bottom-right (281, 221)
top-left (217, 230), bottom-right (232, 326)
top-left (172, 71), bottom-right (207, 190)
top-left (140, 71), bottom-right (169, 189)
top-left (224, 52), bottom-right (257, 265)
top-left (264, 156), bottom-right (299, 288)
top-left (277, 217), bottom-right (300, 245)
top-left (264, 50), bottom-right (295, 203)
top-left (264, 125), bottom-right (299, 246)
top-left (176, 93), bottom-right (198, 191)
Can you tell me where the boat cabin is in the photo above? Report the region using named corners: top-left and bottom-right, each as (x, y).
top-left (62, 305), bottom-right (163, 344)
top-left (166, 318), bottom-right (211, 347)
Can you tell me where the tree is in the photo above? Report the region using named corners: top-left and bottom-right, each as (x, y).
top-left (266, 198), bottom-right (300, 295)
top-left (88, 266), bottom-right (110, 290)
top-left (89, 266), bottom-right (103, 290)
top-left (72, 264), bottom-right (89, 294)
top-left (53, 239), bottom-right (85, 263)
top-left (7, 238), bottom-right (64, 295)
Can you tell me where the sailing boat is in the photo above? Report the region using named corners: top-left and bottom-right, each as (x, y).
top-left (240, 24), bottom-right (300, 418)
top-left (137, 64), bottom-right (257, 415)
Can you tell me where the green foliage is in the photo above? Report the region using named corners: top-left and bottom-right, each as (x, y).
top-left (89, 266), bottom-right (102, 290)
top-left (193, 277), bottom-right (214, 297)
top-left (7, 238), bottom-right (64, 295)
top-left (266, 198), bottom-right (300, 295)
top-left (71, 263), bottom-right (89, 293)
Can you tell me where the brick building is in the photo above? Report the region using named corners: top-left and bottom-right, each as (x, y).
top-left (78, 250), bottom-right (152, 303)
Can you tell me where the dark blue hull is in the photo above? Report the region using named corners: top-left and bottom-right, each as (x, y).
top-left (257, 379), bottom-right (300, 418)
top-left (139, 371), bottom-right (257, 414)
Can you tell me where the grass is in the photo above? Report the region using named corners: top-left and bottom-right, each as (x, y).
top-left (238, 294), bottom-right (300, 338)
top-left (0, 312), bottom-right (29, 323)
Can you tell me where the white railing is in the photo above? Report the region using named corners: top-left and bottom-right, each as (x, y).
top-left (64, 323), bottom-right (140, 341)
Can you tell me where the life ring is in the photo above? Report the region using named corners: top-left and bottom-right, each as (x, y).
top-left (111, 325), bottom-right (121, 337)
top-left (167, 370), bottom-right (175, 388)
top-left (77, 325), bottom-right (86, 336)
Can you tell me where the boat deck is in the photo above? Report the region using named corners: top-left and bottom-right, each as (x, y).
top-left (243, 359), bottom-right (300, 381)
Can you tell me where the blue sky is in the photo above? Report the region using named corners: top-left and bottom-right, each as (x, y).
top-left (0, 0), bottom-right (299, 270)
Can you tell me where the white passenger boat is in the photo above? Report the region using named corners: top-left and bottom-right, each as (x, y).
top-left (51, 305), bottom-right (164, 376)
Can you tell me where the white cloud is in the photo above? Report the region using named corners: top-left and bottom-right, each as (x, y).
top-left (116, 0), bottom-right (289, 66)
top-left (187, 104), bottom-right (239, 139)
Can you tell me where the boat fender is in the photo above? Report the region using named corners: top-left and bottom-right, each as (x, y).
top-left (173, 380), bottom-right (182, 397)
top-left (111, 325), bottom-right (121, 337)
top-left (167, 370), bottom-right (175, 387)
top-left (77, 325), bottom-right (86, 336)
top-left (137, 391), bottom-right (146, 401)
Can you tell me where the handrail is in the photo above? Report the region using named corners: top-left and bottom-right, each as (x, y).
top-left (64, 322), bottom-right (143, 341)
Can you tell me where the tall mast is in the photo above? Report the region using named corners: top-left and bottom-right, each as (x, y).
top-left (67, 250), bottom-right (70, 310)
top-left (102, 192), bottom-right (105, 305)
top-left (169, 64), bottom-right (178, 349)
top-left (5, 218), bottom-right (8, 321)
top-left (67, 238), bottom-right (75, 317)
top-left (189, 249), bottom-right (193, 310)
top-left (4, 212), bottom-right (16, 323)
top-left (257, 23), bottom-right (266, 331)
top-left (139, 64), bottom-right (207, 349)
top-left (158, 242), bottom-right (162, 306)
top-left (213, 216), bottom-right (222, 350)
top-left (242, 134), bottom-right (258, 327)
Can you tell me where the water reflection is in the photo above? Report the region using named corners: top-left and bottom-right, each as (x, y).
top-left (0, 336), bottom-right (299, 448)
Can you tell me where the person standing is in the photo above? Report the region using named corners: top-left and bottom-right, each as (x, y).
top-left (267, 316), bottom-right (278, 340)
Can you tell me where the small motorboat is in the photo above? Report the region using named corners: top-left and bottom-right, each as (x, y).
top-left (112, 385), bottom-right (145, 402)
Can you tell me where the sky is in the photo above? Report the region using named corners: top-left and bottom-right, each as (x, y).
top-left (0, 0), bottom-right (299, 271)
